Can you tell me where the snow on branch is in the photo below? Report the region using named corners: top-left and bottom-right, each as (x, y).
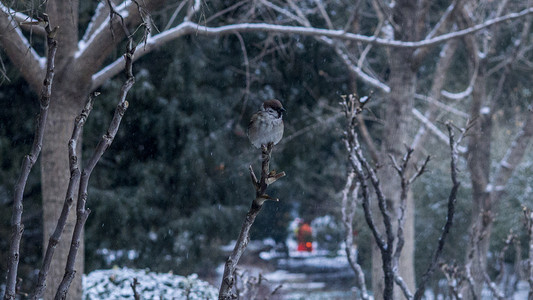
top-left (2, 6), bottom-right (46, 36)
top-left (414, 94), bottom-right (469, 118)
top-left (441, 55), bottom-right (478, 101)
top-left (441, 85), bottom-right (473, 100)
top-left (490, 105), bottom-right (533, 200)
top-left (182, 6), bottom-right (533, 48)
top-left (91, 6), bottom-right (533, 90)
top-left (257, 0), bottom-right (390, 93)
top-left (0, 2), bottom-right (45, 90)
top-left (76, 1), bottom-right (131, 59)
top-left (411, 108), bottom-right (449, 144)
top-left (80, 1), bottom-right (108, 44)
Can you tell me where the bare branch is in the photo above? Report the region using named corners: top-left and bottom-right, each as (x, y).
top-left (330, 45), bottom-right (391, 93)
top-left (394, 273), bottom-right (413, 299)
top-left (31, 92), bottom-right (99, 300)
top-left (10, 9), bottom-right (46, 36)
top-left (257, 0), bottom-right (390, 93)
top-left (164, 1), bottom-right (188, 31)
top-left (389, 147), bottom-right (427, 299)
top-left (92, 6), bottom-right (533, 90)
top-left (0, 2), bottom-right (44, 91)
top-left (341, 93), bottom-right (396, 299)
top-left (440, 61), bottom-right (478, 100)
top-left (411, 108), bottom-right (450, 145)
top-left (74, 0), bottom-right (161, 84)
top-left (219, 143), bottom-right (285, 299)
top-left (80, 1), bottom-right (109, 43)
top-left (413, 121), bottom-right (462, 300)
top-left (414, 94), bottom-right (470, 118)
top-left (490, 106), bottom-right (533, 201)
top-left (169, 7), bottom-right (533, 48)
top-left (412, 0), bottom-right (460, 66)
top-left (3, 15), bottom-right (57, 300)
top-left (54, 39), bottom-right (136, 300)
top-left (313, 0), bottom-right (333, 29)
top-left (341, 95), bottom-right (387, 252)
top-left (411, 39), bottom-right (460, 154)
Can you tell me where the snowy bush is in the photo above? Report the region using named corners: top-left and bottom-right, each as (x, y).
top-left (83, 267), bottom-right (217, 299)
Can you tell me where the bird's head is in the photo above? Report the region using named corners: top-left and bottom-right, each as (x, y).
top-left (261, 99), bottom-right (285, 118)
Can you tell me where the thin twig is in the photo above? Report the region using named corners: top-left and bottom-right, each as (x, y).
top-left (3, 14), bottom-right (57, 300)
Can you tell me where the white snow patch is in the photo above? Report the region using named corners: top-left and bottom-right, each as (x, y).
top-left (83, 267), bottom-right (217, 299)
top-left (480, 106), bottom-right (490, 115)
top-left (263, 270), bottom-right (306, 282)
top-left (500, 160), bottom-right (512, 169)
top-left (81, 1), bottom-right (106, 43)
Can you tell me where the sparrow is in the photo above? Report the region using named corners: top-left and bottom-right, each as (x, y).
top-left (248, 99), bottom-right (285, 149)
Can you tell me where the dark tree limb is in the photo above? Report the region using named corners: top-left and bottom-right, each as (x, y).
top-left (219, 143), bottom-right (285, 300)
top-left (414, 121), bottom-right (463, 300)
top-left (31, 92), bottom-right (99, 300)
top-left (54, 40), bottom-right (136, 300)
top-left (3, 14), bottom-right (58, 300)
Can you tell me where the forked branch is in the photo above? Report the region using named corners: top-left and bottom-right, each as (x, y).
top-left (31, 92), bottom-right (99, 300)
top-left (54, 40), bottom-right (136, 300)
top-left (219, 143), bottom-right (285, 299)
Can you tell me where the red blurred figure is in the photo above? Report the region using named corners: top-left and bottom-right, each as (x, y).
top-left (296, 221), bottom-right (313, 252)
